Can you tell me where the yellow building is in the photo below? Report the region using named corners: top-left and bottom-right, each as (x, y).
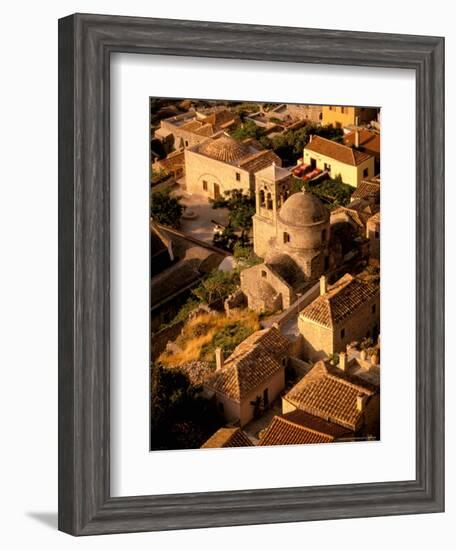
top-left (321, 106), bottom-right (379, 129)
top-left (303, 136), bottom-right (375, 187)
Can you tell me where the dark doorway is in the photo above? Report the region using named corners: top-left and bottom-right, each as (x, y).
top-left (213, 182), bottom-right (221, 199)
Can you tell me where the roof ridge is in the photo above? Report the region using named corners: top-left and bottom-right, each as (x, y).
top-left (325, 371), bottom-right (374, 395)
top-left (277, 415), bottom-right (332, 439)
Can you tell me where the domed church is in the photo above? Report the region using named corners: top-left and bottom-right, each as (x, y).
top-left (241, 165), bottom-right (342, 313)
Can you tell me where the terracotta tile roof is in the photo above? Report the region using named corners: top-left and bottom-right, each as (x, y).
top-left (239, 149), bottom-right (282, 173)
top-left (157, 151), bottom-right (185, 172)
top-left (299, 273), bottom-right (379, 328)
top-left (283, 361), bottom-right (376, 431)
top-left (201, 427), bottom-right (253, 448)
top-left (205, 327), bottom-right (288, 401)
top-left (351, 178), bottom-right (380, 201)
top-left (331, 199), bottom-right (379, 227)
top-left (258, 415), bottom-right (334, 446)
top-left (202, 109), bottom-right (238, 128)
top-left (281, 409), bottom-right (353, 438)
top-left (305, 136), bottom-right (373, 166)
top-left (344, 129), bottom-right (381, 157)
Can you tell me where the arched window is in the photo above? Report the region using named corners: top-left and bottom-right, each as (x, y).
top-left (283, 232), bottom-right (290, 244)
top-left (266, 193), bottom-right (273, 210)
top-left (259, 189), bottom-right (265, 207)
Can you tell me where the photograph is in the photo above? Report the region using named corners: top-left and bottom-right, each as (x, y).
top-left (149, 99), bottom-right (381, 451)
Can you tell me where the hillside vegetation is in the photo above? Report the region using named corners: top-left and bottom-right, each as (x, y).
top-left (158, 309), bottom-right (259, 368)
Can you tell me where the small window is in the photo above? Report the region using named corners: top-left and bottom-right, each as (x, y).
top-left (185, 140), bottom-right (189, 147)
top-left (202, 180), bottom-right (208, 191)
top-left (340, 328), bottom-right (345, 339)
top-left (259, 189), bottom-right (265, 207)
top-left (261, 270), bottom-right (267, 278)
top-left (324, 163), bottom-right (331, 173)
top-left (266, 193), bottom-right (273, 210)
top-left (283, 232), bottom-right (290, 244)
top-left (363, 168), bottom-right (369, 178)
top-left (341, 106), bottom-right (345, 114)
top-left (235, 172), bottom-right (241, 181)
top-left (371, 304), bottom-right (376, 314)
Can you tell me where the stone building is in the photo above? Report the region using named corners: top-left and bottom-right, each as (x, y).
top-left (184, 134), bottom-right (281, 199)
top-left (285, 104), bottom-right (323, 124)
top-left (282, 360), bottom-right (379, 437)
top-left (366, 212), bottom-right (380, 259)
top-left (241, 166), bottom-right (342, 313)
top-left (204, 327), bottom-right (289, 427)
top-left (321, 105), bottom-right (379, 130)
top-left (330, 198), bottom-right (379, 238)
top-left (303, 135), bottom-right (375, 187)
top-left (155, 107), bottom-right (239, 150)
top-left (298, 273), bottom-right (380, 362)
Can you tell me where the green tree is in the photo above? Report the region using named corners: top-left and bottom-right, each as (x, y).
top-left (150, 190), bottom-right (184, 228)
top-left (192, 269), bottom-right (240, 305)
top-left (150, 363), bottom-right (223, 450)
top-left (211, 189), bottom-right (255, 239)
top-left (231, 119), bottom-right (263, 141)
top-left (260, 123), bottom-right (344, 165)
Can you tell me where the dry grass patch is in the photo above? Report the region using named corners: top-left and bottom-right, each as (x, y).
top-left (158, 309), bottom-right (259, 368)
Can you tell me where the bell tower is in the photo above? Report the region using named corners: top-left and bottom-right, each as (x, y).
top-left (252, 164), bottom-right (294, 258)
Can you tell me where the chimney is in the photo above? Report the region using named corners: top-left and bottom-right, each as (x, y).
top-left (215, 347), bottom-right (224, 371)
top-left (339, 351), bottom-right (347, 372)
top-left (356, 394), bottom-right (368, 412)
top-left (320, 275), bottom-right (327, 296)
top-left (355, 116), bottom-right (360, 148)
top-left (309, 134), bottom-right (313, 143)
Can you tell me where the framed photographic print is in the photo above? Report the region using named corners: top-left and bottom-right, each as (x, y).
top-left (58, 13), bottom-right (444, 535)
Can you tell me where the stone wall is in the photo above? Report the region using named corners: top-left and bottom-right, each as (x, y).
top-left (252, 214), bottom-right (277, 259)
top-left (298, 318), bottom-right (333, 362)
top-left (331, 294), bottom-right (380, 351)
top-left (240, 263), bottom-right (295, 313)
top-left (239, 369), bottom-right (285, 426)
top-left (286, 104), bottom-right (323, 124)
top-left (184, 149), bottom-right (251, 198)
top-left (366, 218), bottom-right (380, 259)
top-left (150, 320), bottom-right (185, 361)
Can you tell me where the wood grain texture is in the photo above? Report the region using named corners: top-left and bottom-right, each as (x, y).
top-left (58, 13), bottom-right (445, 536)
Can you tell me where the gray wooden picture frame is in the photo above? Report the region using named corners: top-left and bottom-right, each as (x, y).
top-left (58, 13), bottom-right (445, 536)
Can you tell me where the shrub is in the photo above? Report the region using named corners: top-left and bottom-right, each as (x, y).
top-left (231, 119), bottom-right (263, 141)
top-left (192, 269), bottom-right (240, 305)
top-left (150, 190), bottom-right (184, 228)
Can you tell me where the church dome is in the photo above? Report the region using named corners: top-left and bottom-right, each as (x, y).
top-left (278, 190), bottom-right (329, 227)
top-left (198, 135), bottom-right (250, 164)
